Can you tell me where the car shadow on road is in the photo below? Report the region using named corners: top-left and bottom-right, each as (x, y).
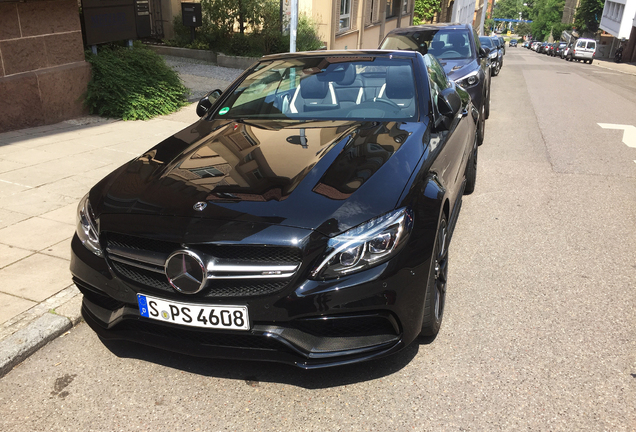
top-left (100, 337), bottom-right (432, 389)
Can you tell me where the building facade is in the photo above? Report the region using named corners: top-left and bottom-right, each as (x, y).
top-left (0, 0), bottom-right (91, 133)
top-left (600, 0), bottom-right (636, 62)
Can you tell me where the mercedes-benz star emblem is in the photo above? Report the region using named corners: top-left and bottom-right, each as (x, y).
top-left (193, 201), bottom-right (207, 211)
top-left (165, 250), bottom-right (207, 294)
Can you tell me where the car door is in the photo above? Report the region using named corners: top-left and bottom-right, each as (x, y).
top-left (423, 54), bottom-right (472, 200)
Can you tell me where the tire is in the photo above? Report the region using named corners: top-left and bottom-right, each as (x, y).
top-left (484, 82), bottom-right (490, 120)
top-left (464, 134), bottom-right (478, 195)
top-left (477, 103), bottom-right (485, 146)
top-left (493, 60), bottom-right (500, 77)
top-left (420, 213), bottom-right (449, 337)
top-left (589, 59), bottom-right (593, 64)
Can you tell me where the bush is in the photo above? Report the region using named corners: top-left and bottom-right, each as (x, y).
top-left (296, 14), bottom-right (323, 52)
top-left (85, 46), bottom-right (188, 120)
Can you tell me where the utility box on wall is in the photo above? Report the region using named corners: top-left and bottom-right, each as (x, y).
top-left (134, 0), bottom-right (152, 38)
top-left (82, 0), bottom-right (152, 44)
top-left (82, 0), bottom-right (137, 45)
top-left (181, 2), bottom-right (202, 27)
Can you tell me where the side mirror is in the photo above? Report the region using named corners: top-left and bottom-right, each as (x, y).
top-left (479, 47), bottom-right (491, 58)
top-left (196, 89), bottom-right (222, 117)
top-left (437, 87), bottom-right (462, 119)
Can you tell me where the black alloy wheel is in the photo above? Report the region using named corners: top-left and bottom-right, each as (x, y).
top-left (420, 213), bottom-right (449, 337)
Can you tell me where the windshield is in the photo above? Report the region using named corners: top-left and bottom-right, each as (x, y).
top-left (479, 37), bottom-right (493, 48)
top-left (210, 56), bottom-right (420, 122)
top-left (380, 29), bottom-right (474, 60)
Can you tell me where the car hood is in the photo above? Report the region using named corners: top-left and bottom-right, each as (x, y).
top-left (438, 58), bottom-right (477, 81)
top-left (92, 118), bottom-right (428, 238)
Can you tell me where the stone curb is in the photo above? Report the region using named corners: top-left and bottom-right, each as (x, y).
top-left (0, 291), bottom-right (84, 378)
top-left (0, 313), bottom-right (71, 377)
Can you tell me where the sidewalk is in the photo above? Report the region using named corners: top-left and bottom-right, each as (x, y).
top-left (0, 59), bottom-right (240, 377)
top-left (592, 57), bottom-right (636, 75)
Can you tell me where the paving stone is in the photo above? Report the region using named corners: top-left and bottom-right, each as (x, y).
top-left (0, 243), bottom-right (33, 269)
top-left (0, 253), bottom-right (71, 302)
top-left (0, 293), bottom-right (36, 325)
top-left (0, 217), bottom-right (73, 250)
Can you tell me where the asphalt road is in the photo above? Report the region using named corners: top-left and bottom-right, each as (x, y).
top-left (1, 48), bottom-right (635, 431)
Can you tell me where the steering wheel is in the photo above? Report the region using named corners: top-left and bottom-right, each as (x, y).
top-left (373, 98), bottom-right (401, 111)
top-left (441, 50), bottom-right (461, 58)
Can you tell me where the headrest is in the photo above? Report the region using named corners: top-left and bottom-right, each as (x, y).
top-left (300, 75), bottom-right (328, 99)
top-left (385, 66), bottom-right (414, 100)
top-left (449, 33), bottom-right (465, 47)
top-left (334, 64), bottom-right (356, 85)
top-left (431, 41), bottom-right (445, 51)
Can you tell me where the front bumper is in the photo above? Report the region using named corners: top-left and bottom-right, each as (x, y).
top-left (71, 234), bottom-right (431, 368)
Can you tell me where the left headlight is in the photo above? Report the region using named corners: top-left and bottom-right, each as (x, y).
top-left (310, 208), bottom-right (414, 280)
top-left (489, 51), bottom-right (497, 59)
top-left (76, 193), bottom-right (102, 257)
top-left (455, 70), bottom-right (480, 89)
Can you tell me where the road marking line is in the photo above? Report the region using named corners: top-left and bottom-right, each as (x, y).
top-left (597, 123), bottom-right (636, 148)
top-left (0, 179), bottom-right (34, 188)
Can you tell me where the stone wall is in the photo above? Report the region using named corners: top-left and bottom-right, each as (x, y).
top-left (0, 0), bottom-right (91, 133)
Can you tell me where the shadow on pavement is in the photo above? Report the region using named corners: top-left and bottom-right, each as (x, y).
top-left (100, 336), bottom-right (428, 389)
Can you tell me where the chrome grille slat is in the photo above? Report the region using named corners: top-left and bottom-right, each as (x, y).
top-left (108, 255), bottom-right (165, 274)
top-left (106, 245), bottom-right (167, 267)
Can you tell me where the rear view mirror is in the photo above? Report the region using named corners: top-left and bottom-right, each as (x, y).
top-left (437, 87), bottom-right (462, 118)
top-left (196, 89), bottom-right (222, 117)
top-left (479, 47), bottom-right (491, 58)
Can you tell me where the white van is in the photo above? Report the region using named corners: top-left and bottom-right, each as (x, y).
top-left (566, 38), bottom-right (597, 64)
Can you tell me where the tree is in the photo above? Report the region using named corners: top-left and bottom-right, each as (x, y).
top-left (515, 22), bottom-right (532, 37)
top-left (413, 0), bottom-right (442, 25)
top-left (493, 0), bottom-right (523, 19)
top-left (574, 0), bottom-right (605, 35)
top-left (530, 0), bottom-right (565, 41)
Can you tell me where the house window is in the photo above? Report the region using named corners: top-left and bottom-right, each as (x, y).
top-left (340, 0), bottom-right (351, 31)
top-left (403, 0), bottom-right (408, 14)
top-left (386, 0), bottom-right (400, 18)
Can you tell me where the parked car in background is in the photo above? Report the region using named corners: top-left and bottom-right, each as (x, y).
top-left (547, 43), bottom-right (557, 56)
top-left (71, 50), bottom-right (480, 368)
top-left (561, 42), bottom-right (574, 59)
top-left (380, 23), bottom-right (491, 143)
top-left (566, 38), bottom-right (597, 64)
top-left (498, 36), bottom-right (506, 54)
top-left (491, 36), bottom-right (505, 70)
top-left (531, 41), bottom-right (541, 51)
top-left (554, 42), bottom-right (567, 57)
top-left (509, 39), bottom-right (518, 47)
top-left (480, 36), bottom-right (502, 76)
top-left (539, 42), bottom-right (549, 54)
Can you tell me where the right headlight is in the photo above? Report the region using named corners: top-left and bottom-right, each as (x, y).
top-left (76, 193), bottom-right (102, 257)
top-left (455, 70), bottom-right (480, 89)
top-left (310, 208), bottom-right (414, 280)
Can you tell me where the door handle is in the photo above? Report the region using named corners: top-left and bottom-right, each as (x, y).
top-left (461, 109), bottom-right (469, 117)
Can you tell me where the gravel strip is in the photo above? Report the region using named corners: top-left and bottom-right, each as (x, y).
top-left (162, 55), bottom-right (244, 80)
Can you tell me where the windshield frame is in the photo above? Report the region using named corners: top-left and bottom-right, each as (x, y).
top-left (208, 54), bottom-right (424, 123)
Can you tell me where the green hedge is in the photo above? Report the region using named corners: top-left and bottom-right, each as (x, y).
top-left (85, 46), bottom-right (188, 120)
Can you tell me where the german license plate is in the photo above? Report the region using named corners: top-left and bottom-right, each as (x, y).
top-left (137, 294), bottom-right (249, 331)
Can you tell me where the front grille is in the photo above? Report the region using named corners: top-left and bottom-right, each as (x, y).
top-left (104, 232), bottom-right (301, 298)
top-left (120, 320), bottom-right (292, 351)
top-left (111, 261), bottom-right (288, 297)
